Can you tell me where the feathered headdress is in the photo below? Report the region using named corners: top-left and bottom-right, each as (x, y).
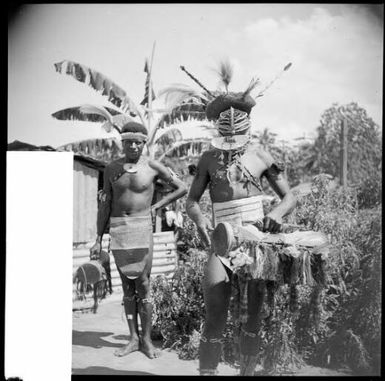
top-left (176, 59), bottom-right (292, 123)
top-left (175, 60), bottom-right (292, 150)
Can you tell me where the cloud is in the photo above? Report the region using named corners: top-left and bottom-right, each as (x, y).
top-left (228, 5), bottom-right (382, 138)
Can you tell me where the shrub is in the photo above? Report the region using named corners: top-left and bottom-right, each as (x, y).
top-left (151, 174), bottom-right (381, 375)
top-left (151, 249), bottom-right (207, 359)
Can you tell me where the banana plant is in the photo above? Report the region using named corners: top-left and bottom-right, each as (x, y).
top-left (51, 44), bottom-right (214, 159)
top-left (52, 52), bottom-right (291, 160)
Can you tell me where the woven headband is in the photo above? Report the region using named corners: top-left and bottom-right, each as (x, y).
top-left (215, 107), bottom-right (251, 136)
top-left (121, 132), bottom-right (148, 141)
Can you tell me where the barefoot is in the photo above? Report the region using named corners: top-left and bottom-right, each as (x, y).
top-left (114, 338), bottom-right (140, 357)
top-left (140, 337), bottom-right (161, 359)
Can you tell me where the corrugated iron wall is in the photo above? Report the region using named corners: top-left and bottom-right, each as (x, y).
top-left (72, 161), bottom-right (178, 305)
top-left (73, 161), bottom-right (99, 243)
top-left (73, 232), bottom-right (178, 298)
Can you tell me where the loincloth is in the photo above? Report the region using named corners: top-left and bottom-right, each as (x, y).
top-left (109, 215), bottom-right (153, 280)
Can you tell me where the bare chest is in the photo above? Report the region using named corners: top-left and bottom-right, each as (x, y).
top-left (110, 164), bottom-right (156, 194)
top-left (209, 151), bottom-right (265, 183)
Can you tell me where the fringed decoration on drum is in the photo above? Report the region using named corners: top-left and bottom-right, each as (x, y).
top-left (229, 240), bottom-right (329, 326)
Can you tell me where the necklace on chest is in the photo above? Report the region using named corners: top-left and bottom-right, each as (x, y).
top-left (123, 163), bottom-right (138, 173)
top-left (122, 156), bottom-right (145, 174)
top-left (217, 149), bottom-right (244, 179)
top-left (212, 148), bottom-right (262, 191)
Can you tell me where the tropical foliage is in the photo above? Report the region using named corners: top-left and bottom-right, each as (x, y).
top-left (55, 53), bottom-right (380, 375)
top-left (151, 173), bottom-right (381, 375)
top-left (51, 52), bottom-right (216, 159)
top-left (150, 101), bottom-right (381, 376)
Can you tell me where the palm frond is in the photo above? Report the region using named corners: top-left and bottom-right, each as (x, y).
top-left (54, 60), bottom-right (139, 116)
top-left (154, 127), bottom-right (184, 150)
top-left (158, 138), bottom-right (211, 161)
top-left (79, 104), bottom-right (114, 122)
top-left (158, 84), bottom-right (208, 110)
top-left (157, 98), bottom-right (208, 128)
top-left (110, 113), bottom-right (134, 131)
top-left (57, 137), bottom-right (123, 162)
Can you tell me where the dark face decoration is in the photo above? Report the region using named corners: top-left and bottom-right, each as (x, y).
top-left (122, 137), bottom-right (146, 161)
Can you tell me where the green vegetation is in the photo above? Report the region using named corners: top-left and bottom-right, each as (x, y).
top-left (150, 102), bottom-right (382, 376)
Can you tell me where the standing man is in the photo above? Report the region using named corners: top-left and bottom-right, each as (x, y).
top-left (186, 96), bottom-right (297, 375)
top-left (90, 121), bottom-right (187, 359)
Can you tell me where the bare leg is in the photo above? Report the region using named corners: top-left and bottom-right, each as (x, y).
top-left (199, 253), bottom-right (232, 374)
top-left (114, 271), bottom-right (140, 357)
top-left (136, 270), bottom-right (160, 359)
top-left (138, 299), bottom-right (160, 358)
top-left (239, 279), bottom-right (265, 375)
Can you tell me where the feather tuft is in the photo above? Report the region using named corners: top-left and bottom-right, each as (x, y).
top-left (216, 60), bottom-right (234, 92)
top-left (243, 77), bottom-right (260, 97)
top-left (284, 62), bottom-right (292, 71)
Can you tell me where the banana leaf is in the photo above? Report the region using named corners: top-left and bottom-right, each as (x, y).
top-left (54, 60), bottom-right (138, 116)
top-left (52, 105), bottom-right (122, 122)
top-left (157, 99), bottom-right (208, 128)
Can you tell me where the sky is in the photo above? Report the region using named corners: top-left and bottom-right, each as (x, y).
top-left (8, 3), bottom-right (383, 148)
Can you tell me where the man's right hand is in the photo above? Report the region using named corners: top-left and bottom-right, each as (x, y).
top-left (90, 241), bottom-right (102, 260)
top-left (196, 218), bottom-right (213, 248)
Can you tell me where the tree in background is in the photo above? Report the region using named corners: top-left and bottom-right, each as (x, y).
top-left (307, 102), bottom-right (382, 208)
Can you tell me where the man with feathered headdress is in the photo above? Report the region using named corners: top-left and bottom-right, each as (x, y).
top-left (185, 71), bottom-right (298, 375)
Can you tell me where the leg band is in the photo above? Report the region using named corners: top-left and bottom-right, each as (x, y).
top-left (123, 295), bottom-right (136, 303)
top-left (239, 326), bottom-right (260, 356)
top-left (239, 322), bottom-right (261, 375)
top-left (199, 336), bottom-right (224, 375)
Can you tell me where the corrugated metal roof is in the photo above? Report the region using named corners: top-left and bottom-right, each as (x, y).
top-left (7, 140), bottom-right (107, 171)
top-left (7, 140), bottom-right (56, 151)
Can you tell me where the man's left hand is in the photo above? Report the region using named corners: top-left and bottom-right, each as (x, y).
top-left (263, 214), bottom-right (283, 233)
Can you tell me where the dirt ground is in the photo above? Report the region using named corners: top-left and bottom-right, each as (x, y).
top-left (72, 294), bottom-right (352, 376)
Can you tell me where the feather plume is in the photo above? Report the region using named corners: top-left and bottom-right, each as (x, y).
top-left (243, 77), bottom-right (260, 97)
top-left (255, 62), bottom-right (293, 99)
top-left (284, 62), bottom-right (292, 71)
top-left (180, 65), bottom-right (214, 96)
top-left (216, 60), bottom-right (234, 92)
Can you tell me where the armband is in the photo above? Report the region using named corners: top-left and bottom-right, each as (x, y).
top-left (164, 168), bottom-right (178, 186)
top-left (98, 190), bottom-right (108, 203)
top-left (264, 161), bottom-right (285, 179)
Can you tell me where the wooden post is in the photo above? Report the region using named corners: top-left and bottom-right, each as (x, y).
top-left (340, 117), bottom-right (348, 188)
top-left (147, 41), bottom-right (156, 130)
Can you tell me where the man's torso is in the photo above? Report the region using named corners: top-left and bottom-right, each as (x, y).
top-left (204, 144), bottom-right (270, 203)
top-left (108, 158), bottom-right (157, 217)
